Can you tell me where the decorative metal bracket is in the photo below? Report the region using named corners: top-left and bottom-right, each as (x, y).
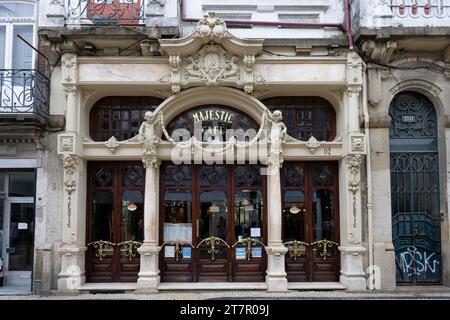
top-left (197, 236), bottom-right (229, 261)
top-left (117, 240), bottom-right (142, 261)
top-left (311, 239), bottom-right (339, 261)
top-left (284, 240), bottom-right (309, 260)
top-left (161, 240), bottom-right (194, 261)
top-left (87, 240), bottom-right (115, 261)
top-left (232, 237), bottom-right (265, 261)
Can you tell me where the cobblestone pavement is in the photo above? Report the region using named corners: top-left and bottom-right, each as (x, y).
top-left (1, 289), bottom-right (450, 300)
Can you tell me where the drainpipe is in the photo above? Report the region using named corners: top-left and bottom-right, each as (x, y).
top-left (180, 0), bottom-right (354, 48)
top-left (362, 64), bottom-right (375, 290)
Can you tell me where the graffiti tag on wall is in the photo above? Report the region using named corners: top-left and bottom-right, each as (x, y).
top-left (396, 246), bottom-right (440, 277)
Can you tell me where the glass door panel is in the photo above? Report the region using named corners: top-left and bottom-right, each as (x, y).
top-left (8, 203), bottom-right (33, 271)
top-left (163, 190), bottom-right (193, 243)
top-left (283, 190), bottom-right (306, 242)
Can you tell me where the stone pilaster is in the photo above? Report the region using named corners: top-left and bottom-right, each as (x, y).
top-left (265, 162), bottom-right (288, 292)
top-left (339, 153), bottom-right (367, 291)
top-left (57, 155), bottom-right (87, 293)
top-left (136, 155), bottom-right (161, 293)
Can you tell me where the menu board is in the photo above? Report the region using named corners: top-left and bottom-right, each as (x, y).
top-left (164, 223), bottom-right (192, 242)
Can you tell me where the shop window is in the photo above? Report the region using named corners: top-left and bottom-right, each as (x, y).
top-left (262, 97), bottom-right (336, 141)
top-left (89, 96), bottom-right (163, 141)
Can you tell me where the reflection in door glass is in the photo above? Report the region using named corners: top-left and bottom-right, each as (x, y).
top-left (199, 191), bottom-right (228, 260)
top-left (163, 190), bottom-right (192, 242)
top-left (283, 190), bottom-right (306, 242)
top-left (200, 191), bottom-right (227, 241)
top-left (234, 190), bottom-right (263, 242)
top-left (9, 203), bottom-right (34, 271)
top-left (121, 190), bottom-right (143, 242)
top-left (312, 188), bottom-right (335, 258)
top-left (92, 190), bottom-right (113, 243)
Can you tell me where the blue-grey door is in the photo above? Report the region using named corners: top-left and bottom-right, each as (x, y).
top-left (390, 91), bottom-right (441, 284)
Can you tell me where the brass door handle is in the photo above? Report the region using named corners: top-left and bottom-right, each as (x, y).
top-left (196, 219), bottom-right (200, 238)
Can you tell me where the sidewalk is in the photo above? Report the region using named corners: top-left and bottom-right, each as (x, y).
top-left (1, 287), bottom-right (450, 300)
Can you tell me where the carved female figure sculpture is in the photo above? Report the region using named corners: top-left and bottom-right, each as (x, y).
top-left (139, 111), bottom-right (160, 156)
top-left (269, 110), bottom-right (287, 156)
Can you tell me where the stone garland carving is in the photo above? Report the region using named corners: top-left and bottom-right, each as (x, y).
top-left (306, 136), bottom-right (321, 154)
top-left (344, 154), bottom-right (363, 229)
top-left (104, 136), bottom-right (120, 153)
top-left (62, 54), bottom-right (77, 84)
top-left (63, 154), bottom-right (79, 229)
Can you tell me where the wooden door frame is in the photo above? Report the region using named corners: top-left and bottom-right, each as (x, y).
top-left (86, 161), bottom-right (144, 282)
top-left (159, 163), bottom-right (267, 282)
top-left (281, 161), bottom-right (340, 282)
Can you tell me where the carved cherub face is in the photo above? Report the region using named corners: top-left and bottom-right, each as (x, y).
top-left (144, 111), bottom-right (155, 122)
top-left (272, 110), bottom-right (283, 122)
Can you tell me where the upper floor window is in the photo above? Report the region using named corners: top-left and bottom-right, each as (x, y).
top-left (0, 2), bottom-right (35, 70)
top-left (262, 97), bottom-right (336, 141)
top-left (90, 96), bottom-right (163, 141)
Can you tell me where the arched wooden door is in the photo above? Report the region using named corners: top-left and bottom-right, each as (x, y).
top-left (390, 91), bottom-right (442, 284)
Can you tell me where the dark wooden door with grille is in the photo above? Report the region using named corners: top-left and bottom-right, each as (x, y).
top-left (282, 162), bottom-right (340, 282)
top-left (86, 162), bottom-right (144, 282)
top-left (159, 163), bottom-right (267, 282)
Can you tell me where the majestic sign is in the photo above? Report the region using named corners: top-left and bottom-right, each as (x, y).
top-left (167, 105), bottom-right (258, 142)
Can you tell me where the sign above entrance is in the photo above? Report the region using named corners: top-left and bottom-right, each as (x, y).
top-left (166, 105), bottom-right (260, 142)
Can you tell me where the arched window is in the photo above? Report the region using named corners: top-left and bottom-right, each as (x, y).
top-left (262, 97), bottom-right (336, 141)
top-left (90, 96), bottom-right (162, 141)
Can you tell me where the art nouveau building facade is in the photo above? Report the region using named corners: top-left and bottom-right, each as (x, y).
top-left (0, 0), bottom-right (448, 294)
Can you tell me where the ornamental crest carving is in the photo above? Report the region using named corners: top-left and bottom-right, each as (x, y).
top-left (159, 13), bottom-right (264, 95)
top-left (185, 45), bottom-right (240, 84)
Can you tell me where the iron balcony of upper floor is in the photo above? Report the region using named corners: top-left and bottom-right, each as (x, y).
top-left (66, 0), bottom-right (151, 26)
top-left (352, 0), bottom-right (450, 32)
top-left (0, 69), bottom-right (50, 126)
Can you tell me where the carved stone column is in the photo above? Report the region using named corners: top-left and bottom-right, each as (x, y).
top-left (136, 155), bottom-right (161, 293)
top-left (265, 160), bottom-right (288, 292)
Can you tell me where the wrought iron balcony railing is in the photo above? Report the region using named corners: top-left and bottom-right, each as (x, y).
top-left (0, 69), bottom-right (50, 120)
top-left (390, 0), bottom-right (450, 18)
top-left (67, 0), bottom-right (147, 25)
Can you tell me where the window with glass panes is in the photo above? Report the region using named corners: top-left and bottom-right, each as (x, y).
top-left (89, 96), bottom-right (163, 141)
top-left (262, 97), bottom-right (336, 141)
